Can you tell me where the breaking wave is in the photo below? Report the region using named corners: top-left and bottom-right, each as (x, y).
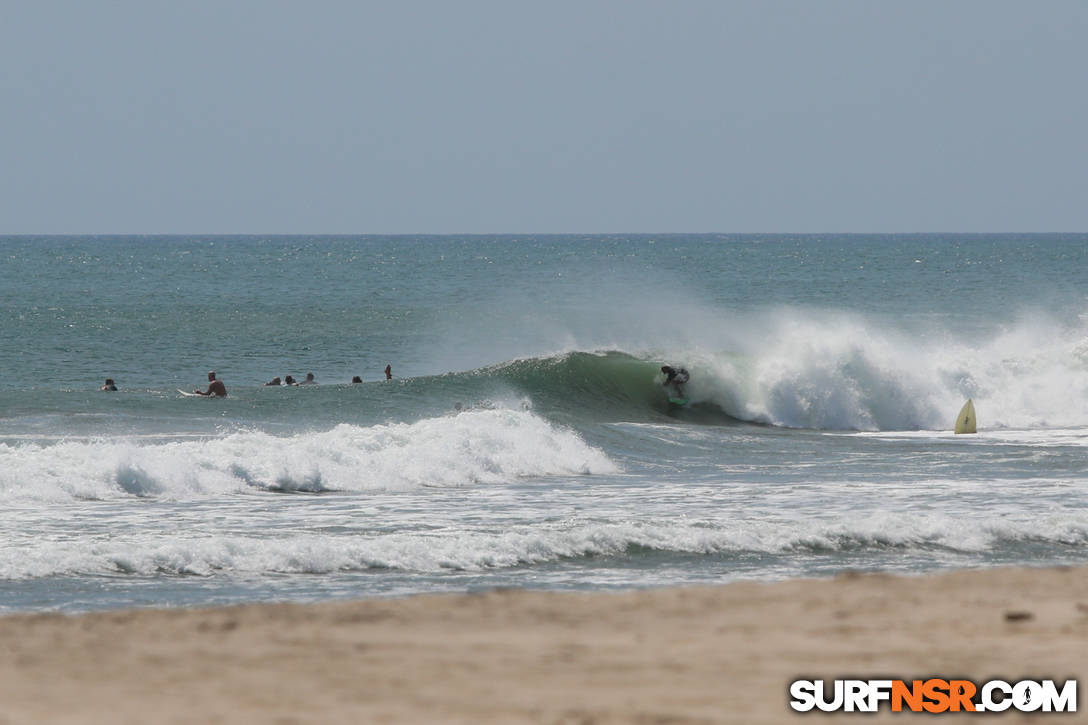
top-left (0, 408), bottom-right (617, 502)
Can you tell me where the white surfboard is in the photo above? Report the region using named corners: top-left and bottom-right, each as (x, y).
top-left (177, 389), bottom-right (203, 398)
top-left (954, 398), bottom-right (977, 434)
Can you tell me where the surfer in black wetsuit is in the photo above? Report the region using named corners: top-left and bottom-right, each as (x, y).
top-left (661, 365), bottom-right (689, 398)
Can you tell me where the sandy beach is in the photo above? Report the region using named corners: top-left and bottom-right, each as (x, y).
top-left (1, 565), bottom-right (1084, 724)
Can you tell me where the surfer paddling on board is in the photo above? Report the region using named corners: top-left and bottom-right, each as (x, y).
top-left (193, 371), bottom-right (227, 397)
top-left (661, 365), bottom-right (689, 399)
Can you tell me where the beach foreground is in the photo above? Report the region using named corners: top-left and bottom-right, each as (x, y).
top-left (1, 566), bottom-right (1085, 724)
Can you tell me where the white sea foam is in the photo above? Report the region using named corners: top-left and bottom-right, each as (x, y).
top-left (0, 408), bottom-right (618, 502)
top-left (4, 513), bottom-right (1087, 581)
top-left (668, 307), bottom-right (1088, 431)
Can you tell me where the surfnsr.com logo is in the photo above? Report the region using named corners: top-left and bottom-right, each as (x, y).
top-left (789, 679), bottom-right (1077, 713)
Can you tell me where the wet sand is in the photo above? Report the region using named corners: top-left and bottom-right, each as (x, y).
top-left (1, 565), bottom-right (1085, 724)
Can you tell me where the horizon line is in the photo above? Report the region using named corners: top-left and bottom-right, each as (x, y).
top-left (1, 231), bottom-right (1085, 238)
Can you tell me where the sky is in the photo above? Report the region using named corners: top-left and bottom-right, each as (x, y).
top-left (1, 0), bottom-right (1086, 234)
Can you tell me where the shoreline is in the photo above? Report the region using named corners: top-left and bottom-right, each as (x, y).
top-left (1, 565), bottom-right (1085, 724)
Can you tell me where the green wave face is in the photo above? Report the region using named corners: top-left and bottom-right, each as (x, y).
top-left (468, 351), bottom-right (741, 426)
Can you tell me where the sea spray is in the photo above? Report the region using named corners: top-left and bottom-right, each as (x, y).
top-left (652, 307), bottom-right (1088, 430)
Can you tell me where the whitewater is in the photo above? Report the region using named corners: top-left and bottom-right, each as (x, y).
top-left (1, 234), bottom-right (1086, 612)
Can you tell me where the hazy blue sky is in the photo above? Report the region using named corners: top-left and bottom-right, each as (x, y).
top-left (2, 1), bottom-right (1085, 233)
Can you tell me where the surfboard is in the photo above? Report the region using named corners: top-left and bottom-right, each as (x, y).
top-left (177, 389), bottom-right (203, 398)
top-left (954, 398), bottom-right (977, 434)
top-left (668, 396), bottom-right (689, 406)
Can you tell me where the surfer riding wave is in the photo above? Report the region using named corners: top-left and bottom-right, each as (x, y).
top-left (661, 365), bottom-right (689, 400)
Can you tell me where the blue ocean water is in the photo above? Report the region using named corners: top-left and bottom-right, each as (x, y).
top-left (1, 234), bottom-right (1086, 612)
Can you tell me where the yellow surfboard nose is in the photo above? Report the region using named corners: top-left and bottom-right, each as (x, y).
top-left (954, 398), bottom-right (977, 434)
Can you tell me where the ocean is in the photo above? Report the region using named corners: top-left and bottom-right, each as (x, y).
top-left (1, 234), bottom-right (1086, 613)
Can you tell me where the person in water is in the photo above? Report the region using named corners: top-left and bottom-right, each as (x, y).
top-left (661, 365), bottom-right (689, 398)
top-left (264, 376), bottom-right (282, 386)
top-left (384, 364), bottom-right (392, 380)
top-left (284, 375), bottom-right (297, 386)
top-left (194, 371), bottom-right (227, 397)
top-left (101, 378), bottom-right (117, 391)
top-left (299, 372), bottom-right (317, 385)
top-left (351, 376), bottom-right (362, 384)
